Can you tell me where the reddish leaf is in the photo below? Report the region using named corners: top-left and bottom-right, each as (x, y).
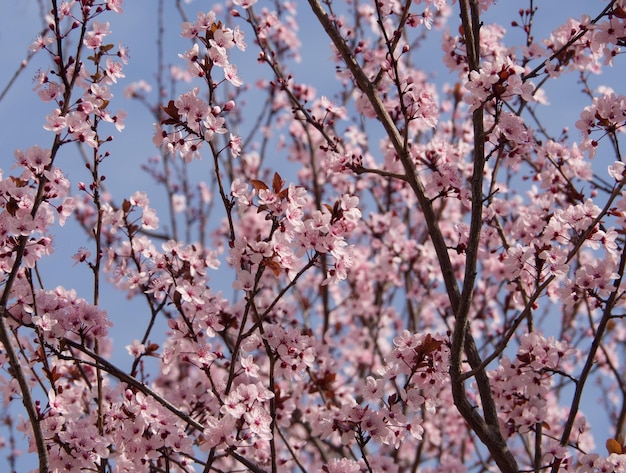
top-left (606, 438), bottom-right (623, 455)
top-left (50, 366), bottom-right (62, 383)
top-left (272, 172), bottom-right (284, 194)
top-left (146, 343), bottom-right (160, 354)
top-left (10, 176), bottom-right (28, 188)
top-left (209, 21), bottom-right (223, 34)
top-left (5, 198), bottom-right (19, 216)
top-left (419, 334), bottom-right (443, 355)
top-left (263, 257), bottom-right (282, 276)
top-left (250, 179), bottom-right (269, 191)
top-left (161, 100), bottom-right (180, 120)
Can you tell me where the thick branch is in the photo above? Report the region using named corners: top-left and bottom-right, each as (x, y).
top-left (307, 0), bottom-right (519, 471)
top-left (450, 2), bottom-right (519, 472)
top-left (306, 0), bottom-right (461, 311)
top-left (62, 339), bottom-right (205, 432)
top-left (551, 247), bottom-right (626, 472)
top-left (0, 313), bottom-right (48, 472)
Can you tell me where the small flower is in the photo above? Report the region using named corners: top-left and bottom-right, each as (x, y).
top-left (233, 269), bottom-right (255, 291)
top-left (126, 339), bottom-right (146, 357)
top-left (224, 64), bottom-right (243, 87)
top-left (72, 247), bottom-right (92, 266)
top-left (32, 313), bottom-right (58, 332)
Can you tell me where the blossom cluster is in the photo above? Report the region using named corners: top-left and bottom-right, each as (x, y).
top-left (152, 11), bottom-right (245, 163)
top-left (490, 333), bottom-right (575, 436)
top-left (230, 174), bottom-right (361, 284)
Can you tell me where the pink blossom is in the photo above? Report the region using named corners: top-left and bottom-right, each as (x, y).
top-left (104, 57), bottom-right (125, 83)
top-left (84, 21), bottom-right (111, 49)
top-left (223, 63), bottom-right (243, 87)
top-left (233, 268), bottom-right (255, 291)
top-left (106, 0), bottom-right (124, 13)
top-left (229, 133), bottom-right (242, 158)
top-left (233, 0), bottom-right (258, 8)
top-left (125, 339), bottom-right (145, 357)
top-left (323, 458), bottom-right (361, 473)
top-left (15, 145), bottom-right (51, 174)
top-left (29, 34), bottom-right (54, 52)
top-left (37, 81), bottom-right (62, 102)
top-left (43, 109), bottom-right (67, 134)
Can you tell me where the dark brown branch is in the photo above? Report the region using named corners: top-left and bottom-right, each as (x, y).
top-left (62, 339), bottom-right (205, 432)
top-left (0, 310), bottom-right (49, 472)
top-left (550, 247), bottom-right (626, 472)
top-left (307, 1), bottom-right (519, 471)
top-left (305, 0), bottom-right (460, 310)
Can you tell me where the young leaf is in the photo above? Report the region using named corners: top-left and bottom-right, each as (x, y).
top-left (250, 179), bottom-right (269, 191)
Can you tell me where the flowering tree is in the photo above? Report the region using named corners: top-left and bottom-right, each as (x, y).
top-left (1, 0), bottom-right (626, 471)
